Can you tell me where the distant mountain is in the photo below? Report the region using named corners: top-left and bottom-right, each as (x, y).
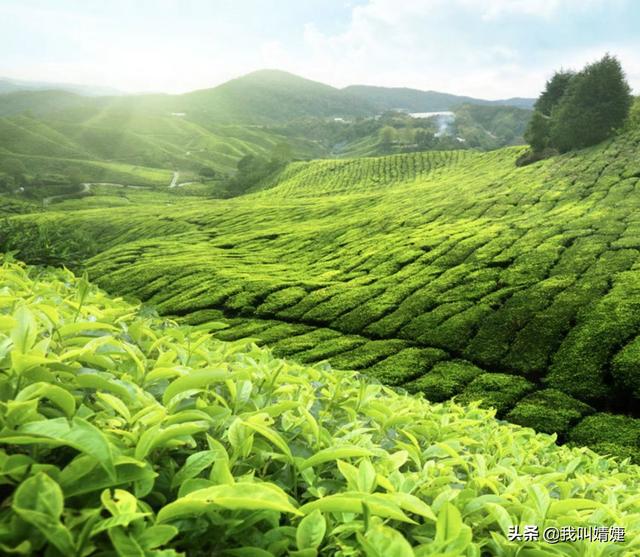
top-left (0, 90), bottom-right (93, 117)
top-left (343, 84), bottom-right (535, 112)
top-left (0, 69), bottom-right (533, 124)
top-left (0, 77), bottom-right (124, 97)
top-left (178, 69), bottom-right (374, 123)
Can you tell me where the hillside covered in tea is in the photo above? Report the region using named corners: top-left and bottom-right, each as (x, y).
top-left (3, 127), bottom-right (640, 464)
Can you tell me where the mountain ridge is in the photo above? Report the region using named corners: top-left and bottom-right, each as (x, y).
top-left (0, 68), bottom-right (535, 122)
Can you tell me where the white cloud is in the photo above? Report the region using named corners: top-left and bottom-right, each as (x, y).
top-left (1, 0), bottom-right (637, 96)
top-left (293, 0), bottom-right (639, 98)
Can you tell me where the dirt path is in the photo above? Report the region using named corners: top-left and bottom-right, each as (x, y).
top-left (169, 171), bottom-right (180, 188)
top-left (42, 171), bottom-right (197, 205)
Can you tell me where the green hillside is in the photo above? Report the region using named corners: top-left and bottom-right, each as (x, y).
top-left (180, 70), bottom-right (374, 124)
top-left (0, 70), bottom-right (535, 192)
top-left (0, 109), bottom-right (321, 179)
top-left (3, 129), bottom-right (640, 463)
top-left (0, 258), bottom-right (638, 556)
top-left (343, 84), bottom-right (535, 112)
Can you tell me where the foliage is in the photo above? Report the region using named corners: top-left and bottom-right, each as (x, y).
top-left (5, 129), bottom-right (640, 459)
top-left (0, 257), bottom-right (639, 556)
top-left (550, 54), bottom-right (632, 152)
top-left (225, 154), bottom-right (288, 197)
top-left (626, 96), bottom-right (640, 131)
top-left (525, 54), bottom-right (633, 155)
top-left (271, 106), bottom-right (530, 159)
top-left (523, 111), bottom-right (550, 152)
top-left (0, 217), bottom-right (99, 268)
top-left (534, 71), bottom-right (575, 116)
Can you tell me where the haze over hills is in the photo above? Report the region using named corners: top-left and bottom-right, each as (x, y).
top-left (343, 84), bottom-right (535, 112)
top-left (0, 69), bottom-right (534, 184)
top-left (0, 69), bottom-right (535, 121)
top-left (0, 76), bottom-right (123, 97)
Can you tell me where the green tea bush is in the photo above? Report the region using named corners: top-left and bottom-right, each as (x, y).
top-left (1, 258), bottom-right (640, 556)
top-left (5, 127), bottom-right (640, 464)
top-left (367, 347), bottom-right (447, 385)
top-left (456, 373), bottom-right (535, 415)
top-left (294, 335), bottom-right (367, 363)
top-left (257, 286), bottom-right (309, 316)
top-left (506, 389), bottom-right (594, 436)
top-left (328, 340), bottom-right (409, 370)
top-left (612, 337), bottom-right (640, 398)
top-left (3, 257), bottom-right (640, 556)
top-left (568, 414), bottom-right (640, 464)
top-left (404, 360), bottom-right (484, 402)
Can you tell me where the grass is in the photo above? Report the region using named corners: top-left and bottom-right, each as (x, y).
top-left (0, 257), bottom-right (638, 556)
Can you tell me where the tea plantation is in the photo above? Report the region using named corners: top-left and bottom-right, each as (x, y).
top-left (2, 130), bottom-right (640, 466)
top-left (0, 257), bottom-right (639, 555)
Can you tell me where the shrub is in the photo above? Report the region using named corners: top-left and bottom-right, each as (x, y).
top-left (404, 360), bottom-right (484, 402)
top-left (367, 347), bottom-right (447, 385)
top-left (506, 389), bottom-right (594, 435)
top-left (456, 373), bottom-right (535, 415)
top-left (329, 340), bottom-right (409, 370)
top-left (271, 328), bottom-right (341, 357)
top-left (569, 413), bottom-right (640, 463)
top-left (294, 334), bottom-right (367, 363)
top-left (611, 337), bottom-right (640, 399)
top-left (1, 259), bottom-right (639, 555)
top-left (256, 286), bottom-right (308, 316)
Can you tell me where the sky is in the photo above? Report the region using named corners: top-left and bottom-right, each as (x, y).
top-left (1, 0), bottom-right (639, 99)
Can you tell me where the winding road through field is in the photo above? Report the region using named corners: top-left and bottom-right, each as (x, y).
top-left (42, 171), bottom-right (197, 205)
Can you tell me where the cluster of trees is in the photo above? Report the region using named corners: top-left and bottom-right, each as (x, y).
top-left (524, 54), bottom-right (633, 158)
top-left (222, 142), bottom-right (293, 197)
top-left (273, 106), bottom-right (530, 158)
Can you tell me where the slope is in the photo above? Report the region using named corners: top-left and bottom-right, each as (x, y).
top-left (1, 258), bottom-right (638, 555)
top-left (3, 131), bottom-right (640, 462)
top-left (180, 69), bottom-right (375, 123)
top-left (343, 84), bottom-right (535, 112)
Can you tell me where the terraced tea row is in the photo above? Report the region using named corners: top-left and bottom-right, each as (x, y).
top-left (256, 149), bottom-right (474, 196)
top-left (2, 130), bottom-right (640, 461)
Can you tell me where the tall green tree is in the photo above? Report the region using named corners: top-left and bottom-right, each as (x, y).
top-left (524, 111), bottom-right (550, 152)
top-left (379, 126), bottom-right (397, 152)
top-left (534, 71), bottom-right (575, 116)
top-left (550, 54), bottom-right (632, 152)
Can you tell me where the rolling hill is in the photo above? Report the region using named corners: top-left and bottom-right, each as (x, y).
top-left (0, 76), bottom-right (123, 96)
top-left (0, 70), bottom-right (533, 189)
top-left (1, 69), bottom-right (535, 121)
top-left (343, 84), bottom-right (535, 112)
top-left (3, 127), bottom-right (640, 463)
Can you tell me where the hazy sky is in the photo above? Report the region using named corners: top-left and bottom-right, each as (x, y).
top-left (2, 0), bottom-right (639, 99)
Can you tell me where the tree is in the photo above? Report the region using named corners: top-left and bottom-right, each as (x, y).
top-left (271, 142), bottom-right (293, 164)
top-left (199, 166), bottom-right (217, 179)
top-left (535, 70), bottom-right (575, 116)
top-left (550, 54), bottom-right (632, 152)
top-left (379, 126), bottom-right (397, 152)
top-left (524, 111), bottom-right (551, 152)
top-left (226, 153), bottom-right (285, 198)
top-left (524, 54), bottom-right (633, 156)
